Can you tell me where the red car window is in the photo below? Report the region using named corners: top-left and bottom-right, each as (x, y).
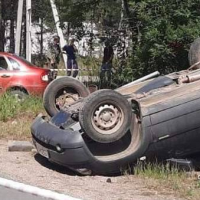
top-left (0, 56), bottom-right (8, 70)
top-left (8, 57), bottom-right (21, 70)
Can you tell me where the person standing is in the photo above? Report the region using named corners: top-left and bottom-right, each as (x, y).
top-left (47, 37), bottom-right (61, 69)
top-left (62, 39), bottom-right (79, 78)
top-left (100, 41), bottom-right (114, 87)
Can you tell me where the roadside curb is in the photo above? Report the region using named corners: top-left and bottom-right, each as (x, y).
top-left (8, 140), bottom-right (34, 152)
top-left (0, 177), bottom-right (82, 200)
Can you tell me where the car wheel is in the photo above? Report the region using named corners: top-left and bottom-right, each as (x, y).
top-left (9, 90), bottom-right (28, 101)
top-left (79, 89), bottom-right (132, 143)
top-left (188, 38), bottom-right (200, 69)
top-left (43, 77), bottom-right (90, 117)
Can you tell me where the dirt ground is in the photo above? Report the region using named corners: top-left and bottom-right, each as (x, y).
top-left (0, 140), bottom-right (186, 200)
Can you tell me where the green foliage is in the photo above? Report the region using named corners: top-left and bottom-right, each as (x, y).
top-left (0, 93), bottom-right (19, 121)
top-left (0, 94), bottom-right (43, 122)
top-left (128, 0), bottom-right (200, 79)
top-left (133, 161), bottom-right (200, 199)
top-left (19, 96), bottom-right (43, 114)
top-left (32, 0), bottom-right (54, 28)
top-left (134, 161), bottom-right (183, 180)
top-left (1, 0), bottom-right (18, 21)
top-left (57, 0), bottom-right (200, 83)
top-left (56, 0), bottom-right (121, 39)
top-left (58, 0), bottom-right (121, 25)
top-left (78, 56), bottom-right (100, 76)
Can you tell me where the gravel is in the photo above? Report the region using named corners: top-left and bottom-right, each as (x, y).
top-left (0, 140), bottom-right (185, 200)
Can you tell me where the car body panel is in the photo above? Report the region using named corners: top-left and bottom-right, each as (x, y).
top-left (0, 52), bottom-right (53, 96)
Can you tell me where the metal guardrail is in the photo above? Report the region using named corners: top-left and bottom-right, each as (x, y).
top-left (56, 75), bottom-right (100, 82)
top-left (50, 68), bottom-right (95, 72)
top-left (51, 68), bottom-right (100, 82)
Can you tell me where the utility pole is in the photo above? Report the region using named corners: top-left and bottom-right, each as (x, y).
top-left (15, 0), bottom-right (24, 55)
top-left (26, 0), bottom-right (32, 61)
top-left (49, 0), bottom-right (67, 67)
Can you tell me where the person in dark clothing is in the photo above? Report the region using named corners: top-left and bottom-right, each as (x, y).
top-left (63, 39), bottom-right (78, 78)
top-left (47, 37), bottom-right (61, 69)
top-left (102, 41), bottom-right (114, 65)
top-left (100, 41), bottom-right (114, 88)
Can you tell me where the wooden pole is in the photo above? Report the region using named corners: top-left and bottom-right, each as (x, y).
top-left (26, 0), bottom-right (32, 61)
top-left (49, 0), bottom-right (67, 67)
top-left (15, 0), bottom-right (24, 55)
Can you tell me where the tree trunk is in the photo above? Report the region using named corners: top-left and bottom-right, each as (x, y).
top-left (123, 0), bottom-right (133, 28)
top-left (10, 20), bottom-right (15, 53)
top-left (21, 14), bottom-right (26, 57)
top-left (9, 0), bottom-right (15, 53)
top-left (116, 0), bottom-right (128, 70)
top-left (118, 0), bottom-right (125, 30)
top-left (0, 0), bottom-right (6, 51)
top-left (40, 18), bottom-right (44, 55)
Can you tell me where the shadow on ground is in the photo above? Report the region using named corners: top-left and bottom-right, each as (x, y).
top-left (34, 154), bottom-right (77, 176)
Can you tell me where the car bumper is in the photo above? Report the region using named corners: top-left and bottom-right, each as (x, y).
top-left (31, 115), bottom-right (93, 169)
top-left (31, 113), bottom-right (144, 175)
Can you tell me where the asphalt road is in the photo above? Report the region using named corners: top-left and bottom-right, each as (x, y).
top-left (0, 186), bottom-right (48, 200)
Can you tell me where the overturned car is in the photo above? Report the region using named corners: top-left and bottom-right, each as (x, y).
top-left (31, 64), bottom-right (200, 175)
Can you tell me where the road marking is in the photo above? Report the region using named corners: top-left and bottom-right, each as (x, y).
top-left (0, 177), bottom-right (82, 200)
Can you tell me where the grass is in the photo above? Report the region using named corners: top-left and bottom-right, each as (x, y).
top-left (0, 116), bottom-right (35, 140)
top-left (0, 93), bottom-right (45, 140)
top-left (132, 161), bottom-right (200, 200)
top-left (56, 56), bottom-right (101, 77)
top-left (0, 93), bottom-right (43, 122)
top-left (78, 56), bottom-right (101, 77)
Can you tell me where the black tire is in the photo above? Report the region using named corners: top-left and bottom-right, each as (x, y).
top-left (188, 38), bottom-right (200, 67)
top-left (79, 89), bottom-right (132, 143)
top-left (9, 90), bottom-right (28, 101)
top-left (43, 77), bottom-right (90, 117)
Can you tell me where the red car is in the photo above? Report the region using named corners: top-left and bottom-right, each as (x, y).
top-left (0, 52), bottom-right (54, 98)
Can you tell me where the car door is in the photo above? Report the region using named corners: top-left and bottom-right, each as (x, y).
top-left (0, 56), bottom-right (13, 94)
top-left (149, 85), bottom-right (200, 158)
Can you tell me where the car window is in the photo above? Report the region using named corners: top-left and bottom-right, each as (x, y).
top-left (0, 56), bottom-right (8, 70)
top-left (8, 57), bottom-right (21, 70)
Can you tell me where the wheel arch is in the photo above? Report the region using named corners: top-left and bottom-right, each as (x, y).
top-left (6, 85), bottom-right (29, 94)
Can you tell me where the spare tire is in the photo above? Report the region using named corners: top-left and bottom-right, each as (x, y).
top-left (79, 89), bottom-right (132, 143)
top-left (43, 77), bottom-right (90, 116)
top-left (188, 38), bottom-right (200, 68)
